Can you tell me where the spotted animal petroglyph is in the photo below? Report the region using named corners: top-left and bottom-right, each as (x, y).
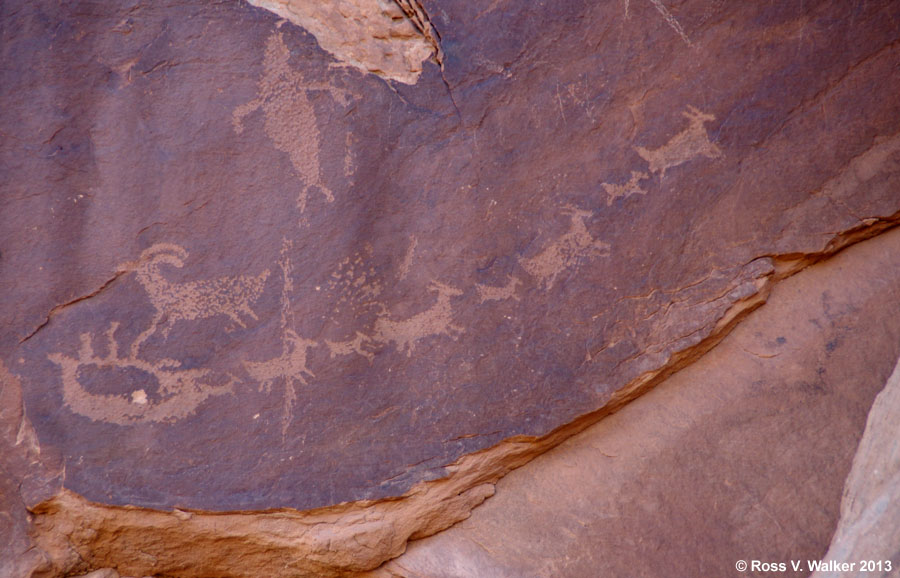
top-left (48, 322), bottom-right (233, 425)
top-left (519, 207), bottom-right (610, 289)
top-left (373, 281), bottom-right (464, 356)
top-left (233, 31), bottom-right (352, 216)
top-left (476, 275), bottom-right (522, 303)
top-left (602, 170), bottom-right (649, 206)
top-left (129, 244), bottom-right (269, 353)
top-left (635, 106), bottom-right (721, 177)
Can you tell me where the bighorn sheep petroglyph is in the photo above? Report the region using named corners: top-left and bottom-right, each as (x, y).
top-left (128, 244), bottom-right (270, 350)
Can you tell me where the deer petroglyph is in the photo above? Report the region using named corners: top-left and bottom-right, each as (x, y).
top-left (373, 281), bottom-right (464, 356)
top-left (635, 106), bottom-right (721, 177)
top-left (519, 207), bottom-right (610, 289)
top-left (602, 170), bottom-right (650, 206)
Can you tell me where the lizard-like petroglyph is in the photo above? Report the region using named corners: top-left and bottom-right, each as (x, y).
top-left (48, 322), bottom-right (233, 425)
top-left (130, 243), bottom-right (269, 353)
top-left (476, 275), bottom-right (522, 303)
top-left (373, 281), bottom-right (464, 356)
top-left (602, 170), bottom-right (650, 206)
top-left (519, 207), bottom-right (610, 289)
top-left (635, 106), bottom-right (721, 176)
top-left (233, 31), bottom-right (352, 216)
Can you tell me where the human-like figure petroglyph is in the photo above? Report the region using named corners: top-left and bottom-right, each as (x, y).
top-left (602, 170), bottom-right (650, 206)
top-left (48, 322), bottom-right (232, 425)
top-left (245, 328), bottom-right (317, 436)
top-left (129, 244), bottom-right (269, 353)
top-left (476, 275), bottom-right (522, 303)
top-left (519, 207), bottom-right (611, 289)
top-left (233, 31), bottom-right (352, 216)
top-left (635, 106), bottom-right (721, 177)
top-left (240, 237), bottom-right (319, 437)
top-left (373, 281), bottom-right (464, 356)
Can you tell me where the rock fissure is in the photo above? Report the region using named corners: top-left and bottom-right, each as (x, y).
top-left (19, 271), bottom-right (129, 344)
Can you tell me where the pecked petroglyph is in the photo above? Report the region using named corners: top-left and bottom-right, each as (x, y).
top-left (398, 236), bottom-right (418, 281)
top-left (129, 243), bottom-right (269, 353)
top-left (326, 331), bottom-right (376, 362)
top-left (233, 31), bottom-right (352, 216)
top-left (327, 245), bottom-right (382, 310)
top-left (48, 322), bottom-right (233, 425)
top-left (635, 106), bottom-right (721, 177)
top-left (373, 281), bottom-right (464, 356)
top-left (602, 170), bottom-right (650, 206)
top-left (245, 329), bottom-right (317, 436)
top-left (519, 207), bottom-right (610, 289)
top-left (476, 276), bottom-right (522, 303)
top-left (243, 237), bottom-right (317, 436)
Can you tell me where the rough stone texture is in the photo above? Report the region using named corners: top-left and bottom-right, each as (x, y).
top-left (810, 356), bottom-right (900, 578)
top-left (370, 223), bottom-right (900, 578)
top-left (0, 362), bottom-right (62, 578)
top-left (244, 0), bottom-right (438, 83)
top-left (2, 0), bottom-right (900, 575)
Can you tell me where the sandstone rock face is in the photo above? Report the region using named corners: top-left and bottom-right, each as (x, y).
top-left (2, 0), bottom-right (900, 575)
top-left (810, 355), bottom-right (900, 578)
top-left (371, 226), bottom-right (900, 577)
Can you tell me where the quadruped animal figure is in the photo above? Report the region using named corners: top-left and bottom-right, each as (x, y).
top-left (129, 244), bottom-right (270, 350)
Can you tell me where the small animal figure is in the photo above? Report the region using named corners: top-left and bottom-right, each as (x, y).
top-left (373, 281), bottom-right (463, 355)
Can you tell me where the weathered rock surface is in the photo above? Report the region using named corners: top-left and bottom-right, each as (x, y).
top-left (2, 0), bottom-right (900, 575)
top-left (370, 222), bottom-right (900, 578)
top-left (810, 355), bottom-right (900, 578)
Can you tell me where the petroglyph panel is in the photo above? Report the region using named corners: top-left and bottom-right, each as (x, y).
top-left (6, 0), bottom-right (900, 521)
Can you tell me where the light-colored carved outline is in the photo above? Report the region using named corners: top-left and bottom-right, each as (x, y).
top-left (602, 170), bottom-right (650, 206)
top-left (233, 31), bottom-right (352, 219)
top-left (373, 281), bottom-right (464, 356)
top-left (519, 207), bottom-right (610, 289)
top-left (476, 276), bottom-right (522, 303)
top-left (130, 243), bottom-right (270, 354)
top-left (635, 105), bottom-right (722, 177)
top-left (241, 237), bottom-right (317, 437)
top-left (48, 323), bottom-right (233, 425)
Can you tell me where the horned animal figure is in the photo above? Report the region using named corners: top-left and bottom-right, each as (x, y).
top-left (373, 281), bottom-right (464, 356)
top-left (132, 243), bottom-right (270, 340)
